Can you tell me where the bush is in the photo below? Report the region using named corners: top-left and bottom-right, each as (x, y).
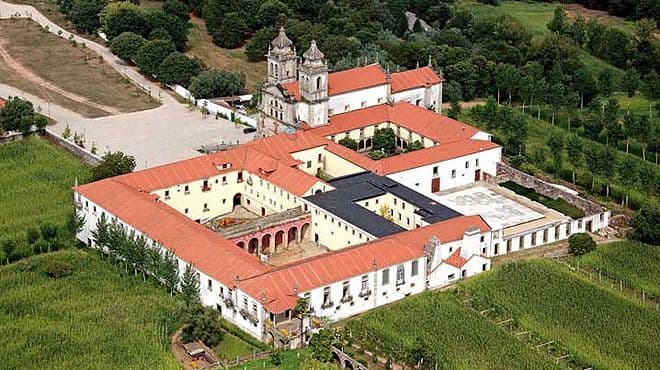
top-left (41, 259), bottom-right (74, 278)
top-left (162, 0), bottom-right (189, 23)
top-left (39, 223), bottom-right (59, 241)
top-left (308, 328), bottom-right (334, 362)
top-left (102, 1), bottom-right (148, 40)
top-left (338, 137), bottom-right (358, 151)
top-left (109, 32), bottom-right (146, 62)
top-left (568, 233), bottom-right (596, 256)
top-left (25, 227), bottom-right (40, 245)
top-left (180, 305), bottom-right (223, 346)
top-left (67, 0), bottom-right (106, 33)
top-left (270, 349), bottom-right (283, 366)
top-left (188, 70), bottom-right (245, 99)
top-left (93, 151), bottom-right (136, 180)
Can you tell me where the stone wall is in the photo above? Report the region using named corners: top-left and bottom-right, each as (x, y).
top-left (496, 163), bottom-right (604, 216)
top-left (43, 129), bottom-right (102, 167)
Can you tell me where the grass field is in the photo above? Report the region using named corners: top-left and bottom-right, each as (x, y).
top-left (214, 331), bottom-right (260, 362)
top-left (0, 19), bottom-right (159, 117)
top-left (579, 241), bottom-right (660, 296)
top-left (4, 0), bottom-right (79, 36)
top-left (228, 350), bottom-right (316, 370)
top-left (500, 181), bottom-right (585, 218)
top-left (344, 291), bottom-right (552, 369)
top-left (0, 137), bottom-right (91, 238)
top-left (0, 249), bottom-right (179, 369)
top-left (186, 16), bottom-right (266, 93)
top-left (462, 259), bottom-right (660, 369)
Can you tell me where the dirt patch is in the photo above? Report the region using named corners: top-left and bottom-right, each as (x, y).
top-left (565, 3), bottom-right (660, 39)
top-left (0, 40), bottom-right (120, 115)
top-left (171, 328), bottom-right (219, 370)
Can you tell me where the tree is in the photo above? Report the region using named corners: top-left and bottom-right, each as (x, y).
top-left (180, 263), bottom-right (200, 305)
top-left (109, 32), bottom-right (146, 62)
top-left (67, 0), bottom-right (106, 33)
top-left (584, 143), bottom-right (606, 190)
top-left (622, 68), bottom-right (640, 97)
top-left (294, 297), bottom-right (311, 348)
top-left (188, 70), bottom-right (245, 98)
top-left (546, 134), bottom-right (564, 174)
top-left (603, 98), bottom-right (624, 145)
top-left (597, 69), bottom-right (615, 97)
top-left (494, 63), bottom-right (519, 104)
top-left (163, 0), bottom-right (189, 23)
top-left (372, 128), bottom-right (396, 155)
top-left (160, 250), bottom-right (180, 296)
top-left (180, 305), bottom-right (223, 346)
top-left (145, 9), bottom-right (187, 50)
top-left (0, 96), bottom-right (35, 133)
top-left (338, 137), bottom-right (357, 151)
top-left (565, 134), bottom-right (582, 182)
top-left (206, 11), bottom-right (248, 48)
top-left (546, 83), bottom-right (566, 125)
top-left (102, 1), bottom-right (148, 40)
top-left (245, 27), bottom-right (277, 62)
top-left (567, 14), bottom-right (586, 45)
top-left (631, 205), bottom-right (659, 245)
top-left (547, 6), bottom-right (568, 35)
top-left (256, 0), bottom-right (290, 27)
top-left (135, 39), bottom-right (176, 77)
top-left (447, 97), bottom-right (461, 119)
top-left (616, 156), bottom-right (639, 187)
top-left (158, 52), bottom-right (201, 86)
top-left (568, 233), bottom-right (596, 256)
top-left (573, 66), bottom-right (596, 110)
top-left (92, 151), bottom-right (136, 180)
top-left (308, 329), bottom-right (334, 362)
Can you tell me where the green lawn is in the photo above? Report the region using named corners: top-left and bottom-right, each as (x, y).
top-left (0, 137), bottom-right (91, 238)
top-left (215, 331), bottom-right (260, 362)
top-left (0, 249), bottom-right (179, 369)
top-left (462, 259), bottom-right (660, 369)
top-left (500, 181), bottom-right (585, 219)
top-left (580, 241), bottom-right (660, 296)
top-left (344, 291), bottom-right (552, 369)
top-left (460, 0), bottom-right (556, 37)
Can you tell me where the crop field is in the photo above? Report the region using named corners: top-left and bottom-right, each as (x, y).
top-left (0, 137), bottom-right (91, 238)
top-left (0, 249), bottom-right (179, 369)
top-left (462, 259), bottom-right (660, 369)
top-left (579, 241), bottom-right (660, 296)
top-left (344, 291), bottom-right (552, 369)
top-left (0, 19), bottom-right (159, 117)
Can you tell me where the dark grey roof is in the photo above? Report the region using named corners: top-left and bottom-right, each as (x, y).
top-left (305, 172), bottom-right (462, 238)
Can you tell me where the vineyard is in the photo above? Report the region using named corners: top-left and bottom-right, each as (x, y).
top-left (461, 259), bottom-right (660, 369)
top-left (0, 249), bottom-right (179, 369)
top-left (344, 291), bottom-right (552, 369)
top-left (578, 241), bottom-right (660, 296)
top-left (0, 137), bottom-right (91, 237)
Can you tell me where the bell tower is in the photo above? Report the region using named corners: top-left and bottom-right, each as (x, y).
top-left (267, 27), bottom-right (297, 84)
top-left (298, 40), bottom-right (328, 126)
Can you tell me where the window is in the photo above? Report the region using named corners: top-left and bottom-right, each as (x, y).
top-left (451, 170), bottom-right (456, 178)
top-left (531, 233), bottom-right (536, 246)
top-left (184, 185), bottom-right (190, 194)
top-left (361, 101), bottom-right (367, 107)
top-left (344, 104), bottom-right (350, 111)
top-left (361, 275), bottom-right (368, 291)
top-left (237, 172), bottom-right (243, 183)
top-left (202, 180), bottom-right (210, 191)
top-left (207, 279), bottom-right (212, 291)
top-left (480, 236), bottom-right (485, 242)
top-left (243, 296), bottom-right (248, 308)
top-left (448, 273), bottom-right (455, 280)
top-left (382, 269), bottom-right (390, 285)
top-left (341, 281), bottom-right (351, 302)
top-left (465, 161), bottom-right (469, 168)
top-left (184, 208), bottom-right (189, 214)
top-left (329, 109), bottom-right (334, 115)
top-left (322, 287), bottom-right (332, 307)
top-left (252, 303), bottom-right (257, 314)
top-left (377, 97), bottom-right (384, 103)
top-left (318, 153), bottom-right (322, 162)
top-left (306, 161), bottom-right (312, 168)
top-left (365, 201), bottom-right (369, 207)
top-left (164, 190), bottom-right (170, 199)
top-left (203, 203), bottom-right (209, 212)
top-left (482, 263), bottom-right (487, 271)
top-left (222, 176), bottom-right (227, 184)
top-left (432, 166), bottom-right (438, 176)
top-left (411, 260), bottom-right (419, 276)
top-left (475, 158), bottom-right (479, 166)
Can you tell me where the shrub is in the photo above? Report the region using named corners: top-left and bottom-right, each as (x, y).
top-left (39, 223), bottom-right (59, 241)
top-left (308, 328), bottom-right (334, 362)
top-left (41, 259), bottom-right (74, 278)
top-left (109, 32), bottom-right (146, 62)
top-left (180, 305), bottom-right (223, 346)
top-left (67, 0), bottom-right (106, 33)
top-left (568, 233), bottom-right (596, 256)
top-left (270, 349), bottom-right (283, 365)
top-left (93, 151), bottom-right (136, 180)
top-left (102, 1), bottom-right (148, 40)
top-left (338, 137), bottom-right (358, 151)
top-left (25, 227), bottom-right (40, 245)
top-left (162, 0), bottom-right (189, 23)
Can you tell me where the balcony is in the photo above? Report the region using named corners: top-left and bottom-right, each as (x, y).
top-left (223, 297), bottom-right (235, 309)
top-left (340, 295), bottom-right (353, 304)
top-left (321, 300), bottom-right (334, 309)
top-left (202, 185), bottom-right (212, 192)
top-left (239, 307), bottom-right (259, 324)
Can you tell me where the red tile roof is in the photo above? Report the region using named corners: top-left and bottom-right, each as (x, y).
top-left (444, 248), bottom-right (468, 268)
top-left (281, 81), bottom-right (300, 101)
top-left (390, 66), bottom-right (443, 93)
top-left (312, 102), bottom-right (480, 145)
top-left (240, 215), bottom-right (489, 312)
top-left (76, 178), bottom-right (270, 286)
top-left (327, 64), bottom-right (388, 96)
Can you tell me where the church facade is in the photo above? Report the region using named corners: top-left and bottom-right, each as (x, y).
top-left (258, 27), bottom-right (444, 137)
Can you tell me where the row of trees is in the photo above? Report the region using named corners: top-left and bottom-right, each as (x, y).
top-left (0, 97), bottom-right (48, 135)
top-left (93, 214), bottom-right (223, 345)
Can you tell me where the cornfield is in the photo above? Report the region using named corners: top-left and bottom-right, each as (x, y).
top-left (0, 137), bottom-right (91, 238)
top-left (0, 249), bottom-right (180, 369)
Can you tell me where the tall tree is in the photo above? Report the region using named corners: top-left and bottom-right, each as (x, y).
top-left (180, 263), bottom-right (200, 305)
top-left (546, 133), bottom-right (564, 174)
top-left (547, 5), bottom-right (568, 34)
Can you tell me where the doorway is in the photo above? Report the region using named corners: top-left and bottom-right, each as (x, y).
top-left (474, 169), bottom-right (481, 181)
top-left (431, 177), bottom-right (440, 193)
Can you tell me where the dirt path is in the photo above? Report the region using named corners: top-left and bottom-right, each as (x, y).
top-left (0, 40), bottom-right (122, 115)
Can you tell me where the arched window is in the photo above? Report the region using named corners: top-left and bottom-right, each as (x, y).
top-left (316, 76), bottom-right (322, 90)
top-left (274, 64), bottom-right (279, 77)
